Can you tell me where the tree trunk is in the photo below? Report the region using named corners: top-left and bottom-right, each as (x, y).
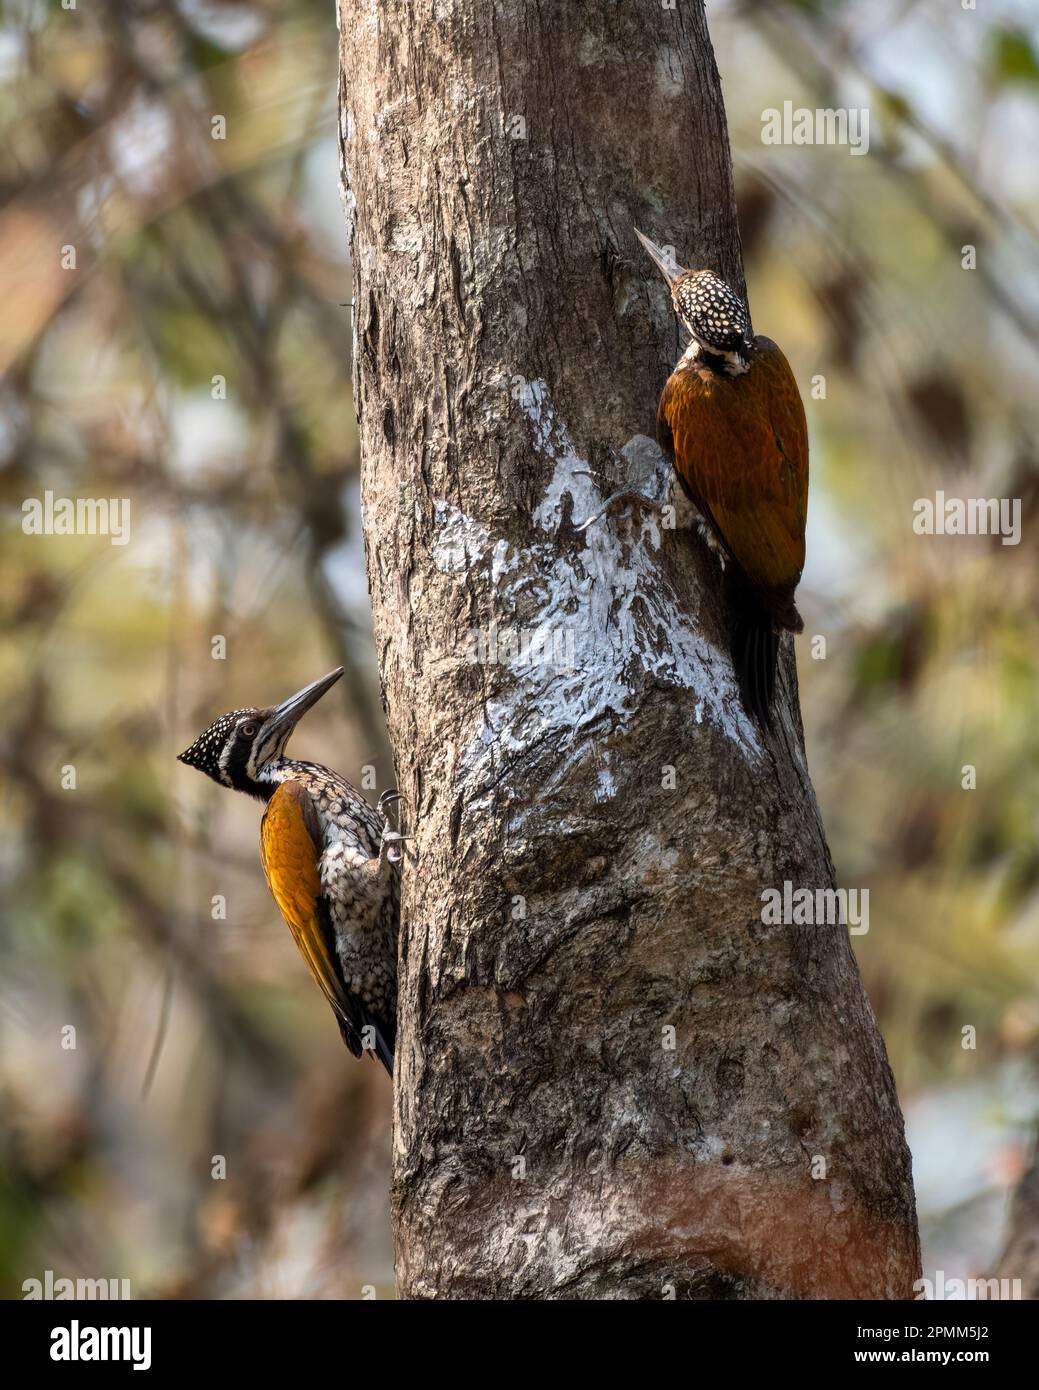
top-left (995, 1128), bottom-right (1039, 1299)
top-left (338, 0), bottom-right (919, 1299)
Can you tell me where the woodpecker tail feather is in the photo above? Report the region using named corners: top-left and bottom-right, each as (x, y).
top-left (337, 1011), bottom-right (395, 1075)
top-left (773, 596), bottom-right (804, 635)
top-left (370, 1018), bottom-right (395, 1076)
top-left (728, 576), bottom-right (780, 727)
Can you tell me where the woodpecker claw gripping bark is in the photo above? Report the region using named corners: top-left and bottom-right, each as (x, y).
top-left (177, 668), bottom-right (401, 1073)
top-left (633, 227), bottom-right (809, 725)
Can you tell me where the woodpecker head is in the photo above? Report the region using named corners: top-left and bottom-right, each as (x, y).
top-left (178, 668), bottom-right (343, 799)
top-left (634, 228), bottom-right (752, 375)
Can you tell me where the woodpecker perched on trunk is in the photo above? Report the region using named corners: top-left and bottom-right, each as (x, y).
top-left (634, 228), bottom-right (809, 725)
top-left (177, 668), bottom-right (404, 1073)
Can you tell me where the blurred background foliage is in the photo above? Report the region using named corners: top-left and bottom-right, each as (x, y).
top-left (1, 0), bottom-right (1037, 1297)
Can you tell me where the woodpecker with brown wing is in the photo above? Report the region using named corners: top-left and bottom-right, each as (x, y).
top-left (634, 228), bottom-right (809, 725)
top-left (177, 668), bottom-right (405, 1073)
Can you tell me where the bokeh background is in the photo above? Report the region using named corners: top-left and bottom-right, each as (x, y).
top-left (2, 0), bottom-right (1038, 1298)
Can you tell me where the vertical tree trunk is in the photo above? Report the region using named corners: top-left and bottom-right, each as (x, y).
top-left (338, 0), bottom-right (919, 1298)
top-left (995, 1130), bottom-right (1039, 1299)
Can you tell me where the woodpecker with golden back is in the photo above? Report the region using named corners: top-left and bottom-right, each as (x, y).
top-left (177, 668), bottom-right (405, 1073)
top-left (633, 228), bottom-right (809, 725)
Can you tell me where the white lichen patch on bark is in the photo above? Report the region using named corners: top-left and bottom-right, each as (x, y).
top-left (594, 763), bottom-right (617, 802)
top-left (389, 216), bottom-right (424, 256)
top-left (428, 380), bottom-right (758, 801)
top-left (655, 46), bottom-right (685, 99)
top-left (431, 501), bottom-right (492, 572)
top-left (518, 378), bottom-right (756, 751)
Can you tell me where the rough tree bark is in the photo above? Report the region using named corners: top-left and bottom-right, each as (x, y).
top-left (338, 0), bottom-right (919, 1298)
top-left (995, 1129), bottom-right (1039, 1298)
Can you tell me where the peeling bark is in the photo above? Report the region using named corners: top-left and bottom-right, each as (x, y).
top-left (338, 0), bottom-right (919, 1298)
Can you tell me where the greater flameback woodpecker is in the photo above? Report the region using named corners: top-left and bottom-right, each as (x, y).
top-left (177, 668), bottom-right (405, 1073)
top-left (635, 228), bottom-right (809, 725)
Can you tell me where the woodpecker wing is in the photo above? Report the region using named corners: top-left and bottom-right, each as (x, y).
top-left (659, 336), bottom-right (808, 627)
top-left (259, 779), bottom-right (366, 1058)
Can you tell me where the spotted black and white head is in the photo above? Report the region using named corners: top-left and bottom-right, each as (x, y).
top-left (178, 668), bottom-right (343, 799)
top-left (634, 227), bottom-right (752, 375)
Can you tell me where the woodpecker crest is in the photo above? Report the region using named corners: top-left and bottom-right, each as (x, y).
top-left (178, 670), bottom-right (343, 799)
top-left (673, 270), bottom-right (752, 367)
top-left (178, 709), bottom-right (261, 788)
top-left (634, 228), bottom-right (752, 375)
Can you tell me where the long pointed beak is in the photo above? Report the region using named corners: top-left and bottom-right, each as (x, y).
top-left (634, 227), bottom-right (683, 289)
top-left (265, 667), bottom-right (343, 741)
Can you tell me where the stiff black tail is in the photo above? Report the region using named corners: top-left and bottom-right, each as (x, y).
top-left (370, 1018), bottom-right (395, 1076)
top-left (337, 1010), bottom-right (395, 1076)
top-left (729, 577), bottom-right (780, 728)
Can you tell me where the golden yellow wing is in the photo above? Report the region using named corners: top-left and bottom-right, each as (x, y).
top-left (259, 780), bottom-right (360, 1047)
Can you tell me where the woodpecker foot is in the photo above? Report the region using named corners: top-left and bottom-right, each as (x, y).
top-left (573, 438), bottom-right (671, 533)
top-left (574, 486), bottom-right (666, 533)
top-left (377, 790), bottom-right (411, 865)
top-left (379, 829), bottom-right (412, 866)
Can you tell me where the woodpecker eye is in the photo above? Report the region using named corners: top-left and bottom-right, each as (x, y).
top-left (239, 722), bottom-right (258, 739)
